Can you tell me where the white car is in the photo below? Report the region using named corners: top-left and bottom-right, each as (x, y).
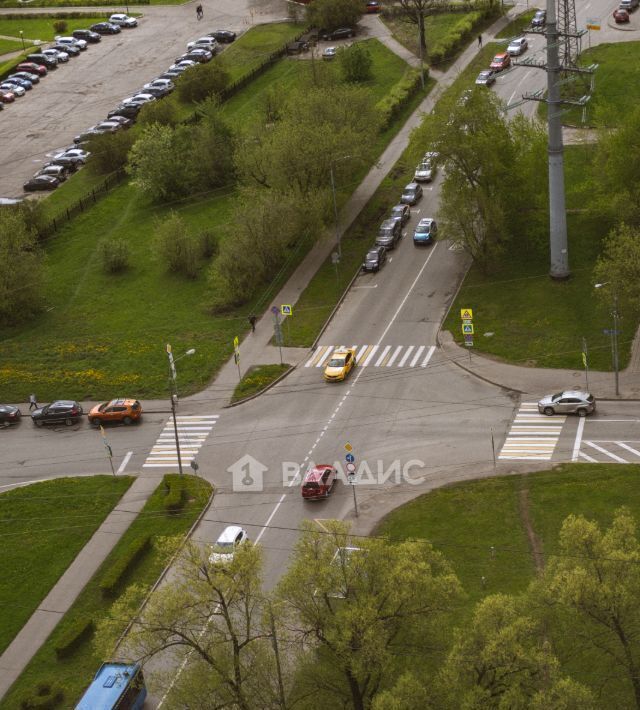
top-left (109, 13), bottom-right (138, 28)
top-left (143, 78), bottom-right (174, 91)
top-left (322, 46), bottom-right (337, 60)
top-left (1, 82), bottom-right (25, 96)
top-left (122, 92), bottom-right (156, 104)
top-left (507, 37), bottom-right (528, 56)
top-left (168, 60), bottom-right (197, 72)
top-left (414, 159), bottom-right (435, 182)
top-left (209, 526), bottom-right (249, 563)
top-left (55, 36), bottom-right (87, 51)
top-left (42, 48), bottom-right (69, 63)
top-left (187, 36), bottom-right (218, 52)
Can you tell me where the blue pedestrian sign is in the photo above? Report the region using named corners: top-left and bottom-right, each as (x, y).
top-left (345, 453), bottom-right (355, 463)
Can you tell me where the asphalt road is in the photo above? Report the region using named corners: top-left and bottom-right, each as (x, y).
top-left (0, 0), bottom-right (290, 199)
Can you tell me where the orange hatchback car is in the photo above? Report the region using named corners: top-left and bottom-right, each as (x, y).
top-left (88, 398), bottom-right (142, 426)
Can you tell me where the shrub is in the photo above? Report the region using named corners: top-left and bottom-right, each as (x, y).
top-left (164, 476), bottom-right (187, 514)
top-left (176, 60), bottom-right (230, 104)
top-left (20, 682), bottom-right (64, 709)
top-left (376, 69), bottom-right (422, 129)
top-left (99, 535), bottom-right (151, 598)
top-left (339, 42), bottom-right (373, 83)
top-left (154, 211), bottom-right (200, 278)
top-left (98, 237), bottom-right (130, 274)
top-left (198, 229), bottom-right (219, 259)
top-left (52, 20), bottom-right (67, 33)
top-left (87, 130), bottom-right (136, 175)
top-left (54, 616), bottom-right (95, 659)
top-left (137, 95), bottom-right (180, 127)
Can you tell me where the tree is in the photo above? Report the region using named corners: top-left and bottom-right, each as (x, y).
top-left (96, 540), bottom-right (290, 709)
top-left (339, 42), bottom-right (373, 83)
top-left (136, 96), bottom-right (181, 127)
top-left (437, 593), bottom-right (595, 709)
top-left (176, 60), bottom-right (230, 104)
top-left (395, 0), bottom-right (444, 55)
top-left (154, 212), bottom-right (199, 278)
top-left (594, 223), bottom-right (640, 312)
top-left (277, 520), bottom-right (463, 710)
top-left (423, 89), bottom-right (544, 270)
top-left (307, 0), bottom-right (363, 31)
top-left (86, 130), bottom-right (136, 176)
top-left (372, 673), bottom-right (433, 710)
top-left (540, 508), bottom-right (640, 708)
top-left (0, 208), bottom-right (44, 326)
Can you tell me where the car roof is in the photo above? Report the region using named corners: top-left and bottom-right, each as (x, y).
top-left (404, 182), bottom-right (419, 189)
top-left (304, 465), bottom-right (334, 481)
top-left (51, 400), bottom-right (77, 406)
top-left (330, 347), bottom-right (355, 356)
top-left (417, 217), bottom-right (434, 226)
top-left (216, 525), bottom-right (244, 543)
top-left (560, 390), bottom-right (591, 397)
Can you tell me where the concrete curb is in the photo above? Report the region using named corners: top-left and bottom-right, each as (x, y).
top-left (113, 485), bottom-right (216, 655)
top-left (224, 364), bottom-right (297, 408)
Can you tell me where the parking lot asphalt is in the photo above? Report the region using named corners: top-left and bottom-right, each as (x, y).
top-left (0, 0), bottom-right (289, 198)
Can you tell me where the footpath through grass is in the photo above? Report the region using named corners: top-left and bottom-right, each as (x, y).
top-left (3, 474), bottom-right (212, 709)
top-left (0, 476), bottom-right (133, 656)
top-left (0, 38), bottom-right (418, 402)
top-left (377, 464), bottom-right (640, 706)
top-left (231, 363), bottom-right (290, 403)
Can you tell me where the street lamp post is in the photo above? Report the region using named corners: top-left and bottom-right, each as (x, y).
top-left (166, 344), bottom-right (196, 475)
top-left (19, 30), bottom-right (25, 51)
top-left (595, 283), bottom-right (620, 396)
top-left (329, 155), bottom-right (351, 259)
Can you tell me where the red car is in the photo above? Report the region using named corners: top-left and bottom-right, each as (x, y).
top-left (17, 62), bottom-right (47, 76)
top-left (0, 90), bottom-right (15, 103)
top-left (613, 7), bottom-right (630, 22)
top-left (301, 465), bottom-right (337, 500)
top-left (365, 0), bottom-right (382, 12)
top-left (489, 52), bottom-right (511, 71)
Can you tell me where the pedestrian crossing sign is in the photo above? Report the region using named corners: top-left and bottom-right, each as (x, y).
top-left (281, 304), bottom-right (293, 316)
top-left (462, 323), bottom-right (474, 335)
top-left (460, 308), bottom-right (473, 320)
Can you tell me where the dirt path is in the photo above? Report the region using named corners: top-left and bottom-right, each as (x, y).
top-left (518, 479), bottom-right (545, 574)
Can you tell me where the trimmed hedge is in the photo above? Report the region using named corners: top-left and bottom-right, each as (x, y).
top-left (429, 5), bottom-right (501, 65)
top-left (54, 616), bottom-right (94, 659)
top-left (164, 476), bottom-right (187, 514)
top-left (98, 535), bottom-right (151, 598)
top-left (20, 682), bottom-right (64, 709)
top-left (376, 69), bottom-right (423, 130)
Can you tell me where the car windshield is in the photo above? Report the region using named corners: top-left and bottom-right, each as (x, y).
top-left (216, 540), bottom-right (233, 549)
top-left (493, 55), bottom-right (503, 62)
top-left (366, 252), bottom-right (378, 260)
top-left (379, 227), bottom-right (393, 236)
top-left (304, 481), bottom-right (319, 488)
top-left (328, 357), bottom-right (346, 367)
top-left (552, 392), bottom-right (563, 401)
top-left (479, 72), bottom-right (490, 78)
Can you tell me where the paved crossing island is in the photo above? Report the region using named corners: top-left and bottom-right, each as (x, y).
top-left (143, 415), bottom-right (219, 468)
top-left (305, 344), bottom-right (436, 369)
top-left (499, 402), bottom-right (566, 461)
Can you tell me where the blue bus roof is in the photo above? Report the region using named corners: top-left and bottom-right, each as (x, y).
top-left (75, 662), bottom-right (141, 710)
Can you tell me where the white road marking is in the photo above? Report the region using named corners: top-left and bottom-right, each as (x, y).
top-left (572, 416), bottom-right (585, 462)
top-left (584, 441), bottom-right (627, 463)
top-left (143, 415), bottom-right (219, 468)
top-left (116, 451), bottom-right (133, 475)
top-left (386, 345), bottom-right (403, 367)
top-left (421, 345), bottom-right (436, 368)
top-left (362, 345), bottom-right (379, 366)
top-left (397, 345), bottom-right (415, 368)
top-left (578, 450), bottom-right (598, 463)
top-left (617, 442), bottom-right (640, 458)
top-left (375, 345), bottom-right (392, 366)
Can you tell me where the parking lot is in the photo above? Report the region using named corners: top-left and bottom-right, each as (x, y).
top-left (0, 0), bottom-right (289, 198)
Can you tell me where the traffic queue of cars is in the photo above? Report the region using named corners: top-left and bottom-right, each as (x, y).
top-left (17, 23), bottom-right (236, 193)
top-left (0, 398), bottom-right (143, 427)
top-left (614, 0), bottom-right (638, 23)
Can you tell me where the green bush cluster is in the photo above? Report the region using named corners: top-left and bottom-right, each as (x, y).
top-left (98, 237), bottom-right (130, 274)
top-left (154, 212), bottom-right (200, 279)
top-left (164, 476), bottom-right (187, 514)
top-left (52, 20), bottom-right (67, 33)
top-left (99, 535), bottom-right (151, 598)
top-left (19, 682), bottom-right (64, 709)
top-left (53, 616), bottom-right (94, 659)
top-left (376, 69), bottom-right (422, 129)
top-left (429, 6), bottom-right (499, 65)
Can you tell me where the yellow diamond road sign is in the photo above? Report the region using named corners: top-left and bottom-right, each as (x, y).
top-left (460, 308), bottom-right (473, 320)
top-left (344, 442), bottom-right (353, 452)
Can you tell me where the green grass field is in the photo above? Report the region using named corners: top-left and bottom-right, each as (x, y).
top-left (0, 476), bottom-right (133, 656)
top-left (0, 16), bottom-right (106, 42)
top-left (3, 474), bottom-right (212, 708)
top-left (0, 40), bottom-right (420, 402)
top-left (0, 37), bottom-right (29, 57)
top-left (231, 363), bottom-right (290, 402)
top-left (376, 464), bottom-right (640, 707)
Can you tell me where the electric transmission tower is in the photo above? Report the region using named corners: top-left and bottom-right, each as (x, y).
top-left (507, 0), bottom-right (596, 280)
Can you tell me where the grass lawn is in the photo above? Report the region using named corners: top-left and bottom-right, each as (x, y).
top-left (495, 9), bottom-right (537, 38)
top-left (376, 463), bottom-right (640, 706)
top-left (221, 22), bottom-right (303, 82)
top-left (0, 16), bottom-right (106, 42)
top-left (0, 37), bottom-right (30, 57)
top-left (558, 41), bottom-right (640, 127)
top-left (3, 474), bottom-right (212, 708)
top-left (0, 476), bottom-right (133, 656)
top-left (231, 363), bottom-right (290, 403)
top-left (0, 39), bottom-right (419, 402)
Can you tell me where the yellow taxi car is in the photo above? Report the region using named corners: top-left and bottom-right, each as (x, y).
top-left (323, 347), bottom-right (357, 382)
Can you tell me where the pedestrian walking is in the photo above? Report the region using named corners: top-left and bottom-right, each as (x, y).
top-left (478, 34), bottom-right (482, 47)
top-left (248, 315), bottom-right (257, 333)
top-left (196, 3), bottom-right (203, 20)
top-left (29, 393), bottom-right (38, 411)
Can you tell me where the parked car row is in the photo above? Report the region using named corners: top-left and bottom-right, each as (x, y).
top-left (475, 35), bottom-right (527, 87)
top-left (0, 398), bottom-right (143, 427)
top-left (614, 0), bottom-right (637, 23)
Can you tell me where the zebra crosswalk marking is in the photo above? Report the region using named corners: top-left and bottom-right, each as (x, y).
top-left (304, 344), bottom-right (437, 369)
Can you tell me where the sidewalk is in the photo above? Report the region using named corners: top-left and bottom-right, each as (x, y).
top-left (0, 473), bottom-right (161, 700)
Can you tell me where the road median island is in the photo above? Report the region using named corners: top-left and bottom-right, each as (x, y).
top-left (230, 363), bottom-right (292, 403)
top-left (2, 473), bottom-right (212, 708)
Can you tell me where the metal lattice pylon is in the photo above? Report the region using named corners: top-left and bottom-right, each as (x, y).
top-left (557, 0), bottom-right (580, 68)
